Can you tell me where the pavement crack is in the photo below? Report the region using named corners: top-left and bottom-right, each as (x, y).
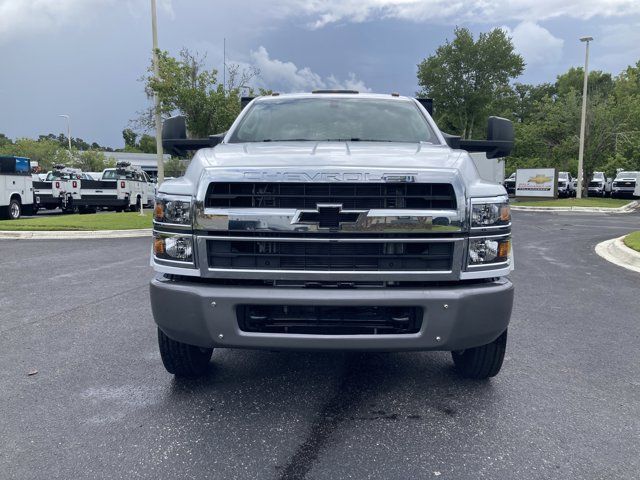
top-left (277, 354), bottom-right (375, 480)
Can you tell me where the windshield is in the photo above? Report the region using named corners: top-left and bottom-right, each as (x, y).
top-left (46, 171), bottom-right (76, 181)
top-left (617, 172), bottom-right (637, 177)
top-left (102, 169), bottom-right (141, 180)
top-left (559, 172), bottom-right (569, 179)
top-left (228, 97), bottom-right (438, 144)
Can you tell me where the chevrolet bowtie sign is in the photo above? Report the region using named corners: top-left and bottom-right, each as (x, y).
top-left (294, 204), bottom-right (366, 229)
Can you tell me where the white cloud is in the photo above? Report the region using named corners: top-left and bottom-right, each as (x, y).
top-left (596, 21), bottom-right (640, 71)
top-left (0, 0), bottom-right (174, 43)
top-left (502, 21), bottom-right (564, 66)
top-left (272, 0), bottom-right (640, 28)
top-left (249, 46), bottom-right (371, 92)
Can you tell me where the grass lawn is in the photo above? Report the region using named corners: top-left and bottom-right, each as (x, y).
top-left (0, 212), bottom-right (152, 231)
top-left (513, 198), bottom-right (632, 208)
top-left (624, 231), bottom-right (640, 252)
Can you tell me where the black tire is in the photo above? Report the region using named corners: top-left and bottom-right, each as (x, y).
top-left (157, 328), bottom-right (213, 377)
top-left (451, 330), bottom-right (507, 379)
top-left (8, 198), bottom-right (21, 220)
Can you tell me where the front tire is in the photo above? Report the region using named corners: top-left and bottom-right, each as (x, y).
top-left (157, 328), bottom-right (213, 377)
top-left (451, 330), bottom-right (507, 379)
top-left (8, 198), bottom-right (22, 220)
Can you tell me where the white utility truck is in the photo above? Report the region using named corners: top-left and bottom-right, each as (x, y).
top-left (80, 162), bottom-right (153, 212)
top-left (1, 155), bottom-right (34, 219)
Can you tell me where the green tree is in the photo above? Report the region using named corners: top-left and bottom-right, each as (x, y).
top-left (417, 27), bottom-right (525, 138)
top-left (140, 48), bottom-right (258, 138)
top-left (0, 133), bottom-right (12, 148)
top-left (556, 68), bottom-right (614, 98)
top-left (122, 128), bottom-right (139, 150)
top-left (0, 138), bottom-right (64, 171)
top-left (71, 150), bottom-right (113, 172)
top-left (138, 134), bottom-right (157, 153)
top-left (164, 157), bottom-right (187, 177)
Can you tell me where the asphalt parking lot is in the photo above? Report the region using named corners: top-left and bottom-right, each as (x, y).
top-left (1, 211), bottom-right (639, 480)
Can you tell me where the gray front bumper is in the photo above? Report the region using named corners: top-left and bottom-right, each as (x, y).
top-left (150, 276), bottom-right (514, 352)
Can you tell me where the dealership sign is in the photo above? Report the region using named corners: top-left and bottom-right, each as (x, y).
top-left (515, 168), bottom-right (556, 198)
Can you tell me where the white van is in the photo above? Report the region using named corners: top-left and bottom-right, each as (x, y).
top-left (0, 155), bottom-right (35, 219)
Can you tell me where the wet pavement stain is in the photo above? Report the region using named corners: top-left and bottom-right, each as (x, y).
top-left (277, 354), bottom-right (380, 480)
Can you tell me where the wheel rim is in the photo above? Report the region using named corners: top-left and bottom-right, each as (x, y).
top-left (10, 202), bottom-right (20, 219)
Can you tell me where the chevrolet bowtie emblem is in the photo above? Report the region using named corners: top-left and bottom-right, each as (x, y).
top-left (294, 204), bottom-right (366, 229)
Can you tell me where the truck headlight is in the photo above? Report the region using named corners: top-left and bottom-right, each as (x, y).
top-left (153, 233), bottom-right (194, 263)
top-left (154, 194), bottom-right (192, 225)
top-left (468, 237), bottom-right (511, 266)
top-left (471, 198), bottom-right (510, 228)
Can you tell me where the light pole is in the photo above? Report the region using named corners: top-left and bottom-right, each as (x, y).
top-left (577, 36), bottom-right (593, 199)
top-left (151, 0), bottom-right (165, 185)
top-left (58, 114), bottom-right (72, 152)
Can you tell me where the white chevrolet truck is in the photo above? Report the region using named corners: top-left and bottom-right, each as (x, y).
top-left (151, 92), bottom-right (515, 379)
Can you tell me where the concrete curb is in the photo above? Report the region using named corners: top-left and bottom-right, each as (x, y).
top-left (511, 200), bottom-right (638, 213)
top-left (595, 235), bottom-right (640, 274)
top-left (0, 229), bottom-right (152, 240)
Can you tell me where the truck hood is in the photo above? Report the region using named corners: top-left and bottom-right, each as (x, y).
top-left (199, 142), bottom-right (460, 170)
top-left (160, 142), bottom-right (505, 198)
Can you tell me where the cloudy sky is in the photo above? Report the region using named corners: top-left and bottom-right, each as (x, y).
top-left (1, 0), bottom-right (639, 147)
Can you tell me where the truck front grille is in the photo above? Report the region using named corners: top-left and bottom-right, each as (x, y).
top-left (237, 305), bottom-right (423, 335)
top-left (205, 182), bottom-right (456, 210)
top-left (207, 239), bottom-right (453, 271)
top-left (613, 181), bottom-right (635, 188)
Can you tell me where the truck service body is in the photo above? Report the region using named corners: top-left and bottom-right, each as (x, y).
top-left (150, 92), bottom-right (515, 379)
top-left (1, 155), bottom-right (34, 219)
top-left (32, 163), bottom-right (154, 213)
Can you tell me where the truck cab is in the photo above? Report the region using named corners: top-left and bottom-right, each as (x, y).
top-left (0, 155), bottom-right (34, 219)
top-left (151, 92), bottom-right (515, 380)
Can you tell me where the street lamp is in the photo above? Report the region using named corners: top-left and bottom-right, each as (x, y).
top-left (150, 0), bottom-right (165, 185)
top-left (58, 114), bottom-right (72, 152)
top-left (577, 36), bottom-right (593, 199)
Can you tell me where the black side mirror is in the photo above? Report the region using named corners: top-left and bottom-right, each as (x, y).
top-left (485, 116), bottom-right (514, 158)
top-left (162, 115), bottom-right (187, 142)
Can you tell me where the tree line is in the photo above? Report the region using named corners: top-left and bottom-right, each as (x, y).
top-left (417, 27), bottom-right (640, 181)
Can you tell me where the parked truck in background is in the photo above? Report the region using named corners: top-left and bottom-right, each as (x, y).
top-left (611, 171), bottom-right (639, 198)
top-left (557, 172), bottom-right (575, 198)
top-left (503, 172), bottom-right (516, 196)
top-left (0, 155), bottom-right (34, 219)
top-left (587, 172), bottom-right (611, 197)
top-left (150, 92), bottom-right (515, 380)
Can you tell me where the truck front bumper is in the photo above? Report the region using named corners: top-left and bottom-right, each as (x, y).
top-left (150, 276), bottom-right (514, 352)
